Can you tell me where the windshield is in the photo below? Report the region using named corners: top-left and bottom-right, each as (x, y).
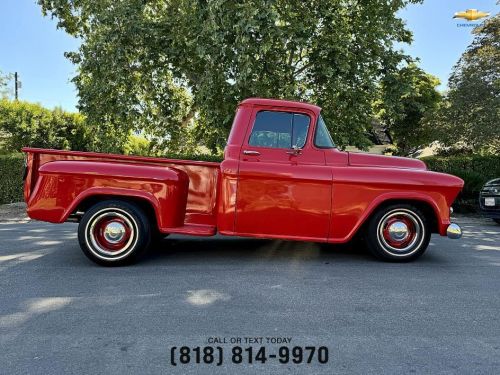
top-left (314, 115), bottom-right (335, 149)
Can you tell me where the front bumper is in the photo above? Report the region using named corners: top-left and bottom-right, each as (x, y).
top-left (446, 223), bottom-right (462, 239)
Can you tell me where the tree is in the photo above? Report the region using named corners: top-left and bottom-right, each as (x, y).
top-left (376, 63), bottom-right (441, 155)
top-left (0, 70), bottom-right (13, 99)
top-left (436, 14), bottom-right (500, 154)
top-left (38, 0), bottom-right (422, 153)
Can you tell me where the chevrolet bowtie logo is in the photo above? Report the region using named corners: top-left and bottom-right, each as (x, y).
top-left (453, 9), bottom-right (490, 21)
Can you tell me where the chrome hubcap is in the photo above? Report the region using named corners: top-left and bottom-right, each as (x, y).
top-left (376, 209), bottom-right (425, 255)
top-left (86, 209), bottom-right (137, 258)
top-left (103, 222), bottom-right (127, 243)
top-left (387, 221), bottom-right (409, 242)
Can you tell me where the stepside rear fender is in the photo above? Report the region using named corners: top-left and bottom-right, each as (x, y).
top-left (27, 160), bottom-right (189, 230)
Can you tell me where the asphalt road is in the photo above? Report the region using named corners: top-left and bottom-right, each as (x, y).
top-left (0, 217), bottom-right (499, 375)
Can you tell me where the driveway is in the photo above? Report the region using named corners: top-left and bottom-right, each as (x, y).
top-left (0, 215), bottom-right (499, 374)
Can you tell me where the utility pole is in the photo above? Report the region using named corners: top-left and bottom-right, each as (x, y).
top-left (14, 72), bottom-right (20, 100)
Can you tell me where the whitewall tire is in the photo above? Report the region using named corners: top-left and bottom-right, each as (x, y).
top-left (365, 204), bottom-right (431, 262)
top-left (78, 200), bottom-right (151, 266)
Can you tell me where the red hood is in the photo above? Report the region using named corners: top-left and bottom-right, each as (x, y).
top-left (348, 152), bottom-right (427, 170)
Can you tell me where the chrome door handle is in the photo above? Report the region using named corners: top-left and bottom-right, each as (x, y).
top-left (286, 146), bottom-right (302, 156)
top-left (243, 150), bottom-right (260, 156)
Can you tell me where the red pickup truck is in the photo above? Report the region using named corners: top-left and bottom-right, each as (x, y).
top-left (23, 98), bottom-right (464, 265)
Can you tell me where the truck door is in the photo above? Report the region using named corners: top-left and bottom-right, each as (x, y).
top-left (235, 107), bottom-right (332, 241)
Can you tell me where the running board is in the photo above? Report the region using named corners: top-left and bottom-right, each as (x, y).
top-left (162, 224), bottom-right (216, 236)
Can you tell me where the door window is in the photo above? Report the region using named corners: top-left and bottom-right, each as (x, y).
top-left (248, 111), bottom-right (310, 149)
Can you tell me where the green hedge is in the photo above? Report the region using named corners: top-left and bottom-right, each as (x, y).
top-left (0, 153), bottom-right (24, 204)
top-left (162, 153), bottom-right (223, 162)
top-left (422, 155), bottom-right (500, 208)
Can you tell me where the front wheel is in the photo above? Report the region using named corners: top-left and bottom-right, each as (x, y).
top-left (78, 200), bottom-right (151, 266)
top-left (364, 204), bottom-right (431, 262)
top-left (493, 219), bottom-right (500, 225)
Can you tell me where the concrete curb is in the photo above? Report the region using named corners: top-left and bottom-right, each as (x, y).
top-left (0, 202), bottom-right (30, 223)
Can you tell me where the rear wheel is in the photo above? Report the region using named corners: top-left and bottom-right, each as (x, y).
top-left (78, 200), bottom-right (151, 266)
top-left (494, 219), bottom-right (500, 225)
top-left (364, 204), bottom-right (431, 262)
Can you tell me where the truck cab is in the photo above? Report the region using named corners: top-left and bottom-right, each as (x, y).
top-left (219, 99), bottom-right (336, 241)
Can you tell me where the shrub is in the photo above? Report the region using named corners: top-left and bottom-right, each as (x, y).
top-left (123, 135), bottom-right (152, 156)
top-left (161, 153), bottom-right (223, 162)
top-left (0, 153), bottom-right (24, 204)
top-left (0, 99), bottom-right (92, 152)
top-left (422, 155), bottom-right (500, 210)
top-left (123, 135), bottom-right (223, 162)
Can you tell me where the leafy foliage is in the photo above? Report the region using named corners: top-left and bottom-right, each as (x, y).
top-left (123, 134), bottom-right (152, 156)
top-left (0, 99), bottom-right (92, 152)
top-left (122, 134), bottom-right (223, 161)
top-left (423, 155), bottom-right (500, 201)
top-left (0, 69), bottom-right (13, 99)
top-left (435, 14), bottom-right (500, 154)
top-left (38, 0), bottom-right (422, 153)
top-left (376, 63), bottom-right (441, 155)
top-left (0, 154), bottom-right (24, 204)
top-left (161, 152), bottom-right (223, 163)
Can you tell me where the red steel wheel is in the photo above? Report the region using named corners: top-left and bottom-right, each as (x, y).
top-left (380, 214), bottom-right (418, 250)
top-left (78, 200), bottom-right (151, 266)
top-left (365, 204), bottom-right (431, 262)
top-left (91, 214), bottom-right (133, 254)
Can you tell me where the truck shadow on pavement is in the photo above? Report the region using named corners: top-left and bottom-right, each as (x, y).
top-left (139, 219), bottom-right (500, 267)
top-left (0, 222), bottom-right (462, 269)
top-left (142, 235), bottom-right (442, 266)
top-left (4, 220), bottom-right (500, 269)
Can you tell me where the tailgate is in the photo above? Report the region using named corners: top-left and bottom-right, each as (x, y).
top-left (22, 150), bottom-right (40, 203)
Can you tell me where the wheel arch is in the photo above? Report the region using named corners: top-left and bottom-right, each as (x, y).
top-left (360, 198), bottom-right (439, 235)
top-left (332, 195), bottom-right (443, 244)
top-left (66, 191), bottom-right (160, 232)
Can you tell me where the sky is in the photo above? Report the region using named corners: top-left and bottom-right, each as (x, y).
top-left (0, 0), bottom-right (498, 112)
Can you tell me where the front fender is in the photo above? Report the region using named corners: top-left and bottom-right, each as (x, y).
top-left (27, 160), bottom-right (189, 229)
top-left (328, 167), bottom-right (462, 242)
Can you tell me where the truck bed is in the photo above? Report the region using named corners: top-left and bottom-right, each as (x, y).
top-left (22, 148), bottom-right (221, 233)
